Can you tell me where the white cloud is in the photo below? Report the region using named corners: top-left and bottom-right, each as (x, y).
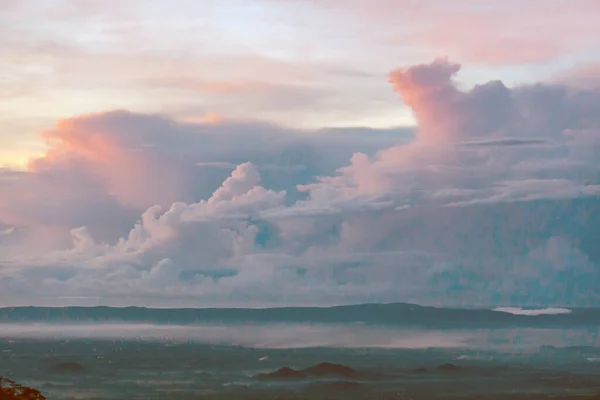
top-left (493, 308), bottom-right (572, 316)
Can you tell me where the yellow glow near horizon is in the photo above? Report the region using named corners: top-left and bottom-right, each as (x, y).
top-left (0, 149), bottom-right (44, 169)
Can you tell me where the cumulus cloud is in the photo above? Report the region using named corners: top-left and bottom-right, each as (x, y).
top-left (1, 58), bottom-right (600, 307)
top-left (296, 58), bottom-right (600, 210)
top-left (0, 111), bottom-right (407, 246)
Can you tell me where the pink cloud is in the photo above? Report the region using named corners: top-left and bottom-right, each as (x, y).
top-left (0, 0), bottom-right (18, 11)
top-left (30, 112), bottom-right (187, 209)
top-left (388, 58), bottom-right (519, 143)
top-left (0, 111), bottom-right (197, 245)
top-left (406, 1), bottom-right (599, 64)
top-left (144, 78), bottom-right (266, 94)
top-left (0, 108), bottom-right (401, 239)
top-left (388, 58), bottom-right (462, 143)
top-left (552, 62), bottom-right (600, 89)
top-left (298, 57), bottom-right (600, 208)
top-left (292, 0), bottom-right (600, 65)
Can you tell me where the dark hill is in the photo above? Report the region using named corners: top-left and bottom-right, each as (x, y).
top-left (435, 363), bottom-right (463, 372)
top-left (301, 362), bottom-right (360, 379)
top-left (256, 362), bottom-right (375, 381)
top-left (49, 362), bottom-right (86, 373)
top-left (0, 377), bottom-right (45, 400)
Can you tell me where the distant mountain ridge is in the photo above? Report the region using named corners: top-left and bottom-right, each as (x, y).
top-left (1, 303), bottom-right (598, 329)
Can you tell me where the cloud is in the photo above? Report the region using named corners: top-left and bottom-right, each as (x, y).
top-left (408, 1), bottom-right (598, 65)
top-left (282, 0), bottom-right (599, 65)
top-left (293, 59), bottom-right (600, 214)
top-left (1, 58), bottom-right (600, 307)
top-left (0, 322), bottom-right (476, 349)
top-left (0, 110), bottom-right (406, 251)
top-left (552, 62), bottom-right (600, 90)
top-left (460, 138), bottom-right (553, 148)
top-left (493, 307), bottom-right (572, 316)
top-left (142, 77), bottom-right (337, 116)
top-left (0, 0), bottom-right (405, 132)
top-left (0, 0), bottom-right (19, 11)
top-left (388, 58), bottom-right (600, 142)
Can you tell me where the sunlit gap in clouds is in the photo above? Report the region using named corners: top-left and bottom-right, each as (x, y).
top-left (0, 148), bottom-right (44, 170)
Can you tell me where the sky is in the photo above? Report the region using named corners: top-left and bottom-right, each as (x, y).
top-left (0, 0), bottom-right (599, 307)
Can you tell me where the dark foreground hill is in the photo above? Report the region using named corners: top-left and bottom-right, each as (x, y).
top-left (0, 377), bottom-right (45, 400)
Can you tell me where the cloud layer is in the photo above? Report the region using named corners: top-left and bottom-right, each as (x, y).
top-left (3, 0), bottom-right (598, 166)
top-left (1, 58), bottom-right (600, 307)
